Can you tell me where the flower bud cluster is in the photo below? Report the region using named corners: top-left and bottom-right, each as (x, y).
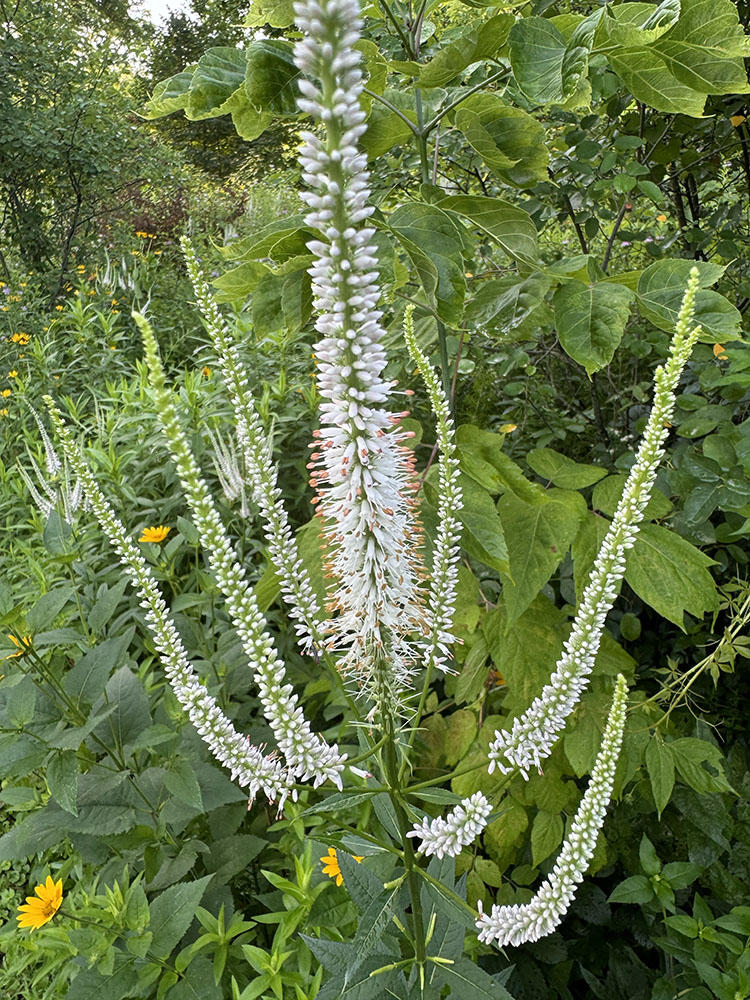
top-left (293, 0), bottom-right (427, 704)
top-left (137, 315), bottom-right (346, 790)
top-left (488, 269), bottom-right (702, 779)
top-left (477, 675), bottom-right (628, 946)
top-left (43, 396), bottom-right (293, 807)
top-left (407, 791), bottom-right (492, 859)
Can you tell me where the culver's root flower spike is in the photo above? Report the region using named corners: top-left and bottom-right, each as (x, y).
top-left (477, 675), bottom-right (629, 947)
top-left (293, 0), bottom-right (428, 711)
top-left (488, 267), bottom-right (702, 781)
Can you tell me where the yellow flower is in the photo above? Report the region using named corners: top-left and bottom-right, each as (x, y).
top-left (8, 370), bottom-right (18, 378)
top-left (656, 214), bottom-right (667, 223)
top-left (139, 525), bottom-right (170, 543)
top-left (110, 345), bottom-right (116, 350)
top-left (499, 423), bottom-right (517, 433)
top-left (202, 366), bottom-right (211, 377)
top-left (320, 848), bottom-right (363, 887)
top-left (0, 409), bottom-right (8, 417)
top-left (713, 343), bottom-right (729, 360)
top-left (731, 114), bottom-right (746, 127)
top-left (131, 250), bottom-right (140, 256)
top-left (1, 389), bottom-right (11, 398)
top-left (17, 876), bottom-right (63, 932)
top-left (154, 250), bottom-right (163, 255)
top-left (19, 282), bottom-right (26, 288)
top-left (3, 635), bottom-right (32, 660)
top-left (55, 305), bottom-right (63, 311)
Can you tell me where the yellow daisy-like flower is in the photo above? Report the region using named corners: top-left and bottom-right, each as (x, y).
top-left (656, 214), bottom-right (667, 223)
top-left (55, 305), bottom-right (63, 311)
top-left (0, 409), bottom-right (8, 417)
top-left (1, 389), bottom-right (11, 398)
top-left (8, 370), bottom-right (18, 378)
top-left (713, 343), bottom-right (729, 360)
top-left (202, 366), bottom-right (211, 377)
top-left (3, 635), bottom-right (32, 660)
top-left (138, 525), bottom-right (170, 543)
top-left (320, 847), bottom-right (363, 887)
top-left (17, 876), bottom-right (63, 931)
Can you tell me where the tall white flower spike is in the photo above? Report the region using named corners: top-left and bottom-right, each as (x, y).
top-left (293, 0), bottom-right (428, 707)
top-left (136, 314), bottom-right (346, 790)
top-left (477, 675), bottom-right (628, 947)
top-left (488, 269), bottom-right (702, 779)
top-left (43, 396), bottom-right (294, 808)
top-left (182, 237), bottom-right (325, 654)
top-left (407, 792), bottom-right (492, 859)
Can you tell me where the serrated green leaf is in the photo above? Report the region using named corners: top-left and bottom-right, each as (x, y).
top-left (47, 749), bottom-right (79, 816)
top-left (149, 876), bottom-right (213, 957)
top-left (527, 447), bottom-right (608, 489)
top-left (531, 810), bottom-right (564, 867)
top-left (645, 737), bottom-right (675, 817)
top-left (26, 586), bottom-right (74, 631)
top-left (164, 760), bottom-right (203, 811)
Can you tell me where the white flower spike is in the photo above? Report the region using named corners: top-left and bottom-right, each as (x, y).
top-left (488, 269), bottom-right (702, 779)
top-left (477, 674), bottom-right (629, 947)
top-left (407, 792), bottom-right (492, 859)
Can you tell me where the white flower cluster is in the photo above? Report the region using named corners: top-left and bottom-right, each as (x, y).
top-left (182, 237), bottom-right (325, 654)
top-left (403, 306), bottom-right (463, 674)
top-left (137, 314), bottom-right (346, 790)
top-left (293, 0), bottom-right (427, 703)
top-left (488, 269), bottom-right (702, 779)
top-left (407, 791), bottom-right (492, 859)
top-left (43, 395), bottom-right (294, 808)
top-left (19, 409), bottom-right (86, 524)
top-left (477, 674), bottom-right (628, 947)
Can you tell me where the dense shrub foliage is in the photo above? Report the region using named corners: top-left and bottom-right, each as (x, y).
top-left (1, 0), bottom-right (749, 998)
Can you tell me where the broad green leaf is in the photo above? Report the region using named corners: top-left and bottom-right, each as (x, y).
top-left (63, 633), bottom-right (132, 709)
top-left (456, 424), bottom-right (544, 503)
top-left (483, 594), bottom-right (565, 717)
top-left (497, 488), bottom-right (587, 625)
top-left (355, 40), bottom-right (388, 113)
top-left (531, 810), bottom-right (564, 866)
top-left (436, 194), bottom-right (538, 268)
top-left (26, 585), bottom-right (74, 631)
top-left (599, 0), bottom-right (682, 47)
top-left (43, 510), bottom-right (72, 554)
top-left (608, 47), bottom-right (706, 116)
top-left (93, 666), bottom-right (152, 750)
top-left (221, 215), bottom-right (313, 262)
top-left (65, 955), bottom-right (139, 1000)
top-left (164, 760), bottom-right (203, 811)
top-left (6, 677), bottom-right (35, 728)
top-left (564, 697), bottom-right (605, 775)
top-left (454, 94), bottom-right (548, 188)
top-left (47, 750), bottom-right (79, 816)
top-left (165, 957), bottom-right (223, 1000)
top-left (89, 579), bottom-right (129, 633)
top-left (445, 709), bottom-right (478, 766)
top-left (244, 0), bottom-right (295, 27)
top-left (609, 874), bottom-right (654, 904)
top-left (185, 47), bottom-right (247, 120)
top-left (456, 634), bottom-right (490, 705)
top-left (670, 737), bottom-right (733, 794)
top-left (448, 473), bottom-right (509, 575)
top-left (484, 800), bottom-right (528, 861)
top-left (389, 203), bottom-right (468, 325)
top-left (361, 89), bottom-right (416, 157)
top-left (561, 9), bottom-right (602, 99)
top-left (527, 447), bottom-right (608, 489)
top-left (213, 261), bottom-right (270, 301)
top-left (646, 737), bottom-right (675, 817)
top-left (508, 17), bottom-right (567, 104)
top-left (415, 15), bottom-right (514, 87)
top-left (149, 876), bottom-right (213, 957)
top-left (464, 273), bottom-right (551, 335)
top-left (637, 259), bottom-right (741, 340)
top-left (218, 86), bottom-right (273, 140)
top-left (553, 280), bottom-right (634, 374)
top-left (652, 0), bottom-right (750, 94)
top-left (244, 40), bottom-right (299, 115)
top-left (0, 734), bottom-right (48, 781)
top-left (625, 523), bottom-right (718, 627)
top-left (141, 70), bottom-right (193, 118)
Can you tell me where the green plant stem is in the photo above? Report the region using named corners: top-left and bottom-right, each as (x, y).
top-left (363, 89), bottom-right (419, 133)
top-left (407, 760), bottom-right (516, 794)
top-left (379, 0), bottom-right (414, 56)
top-left (383, 725), bottom-right (427, 973)
top-left (422, 69), bottom-right (508, 134)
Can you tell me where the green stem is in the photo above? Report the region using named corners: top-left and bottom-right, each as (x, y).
top-left (422, 68), bottom-right (509, 134)
top-left (379, 0), bottom-right (414, 55)
top-left (363, 89), bottom-right (419, 133)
